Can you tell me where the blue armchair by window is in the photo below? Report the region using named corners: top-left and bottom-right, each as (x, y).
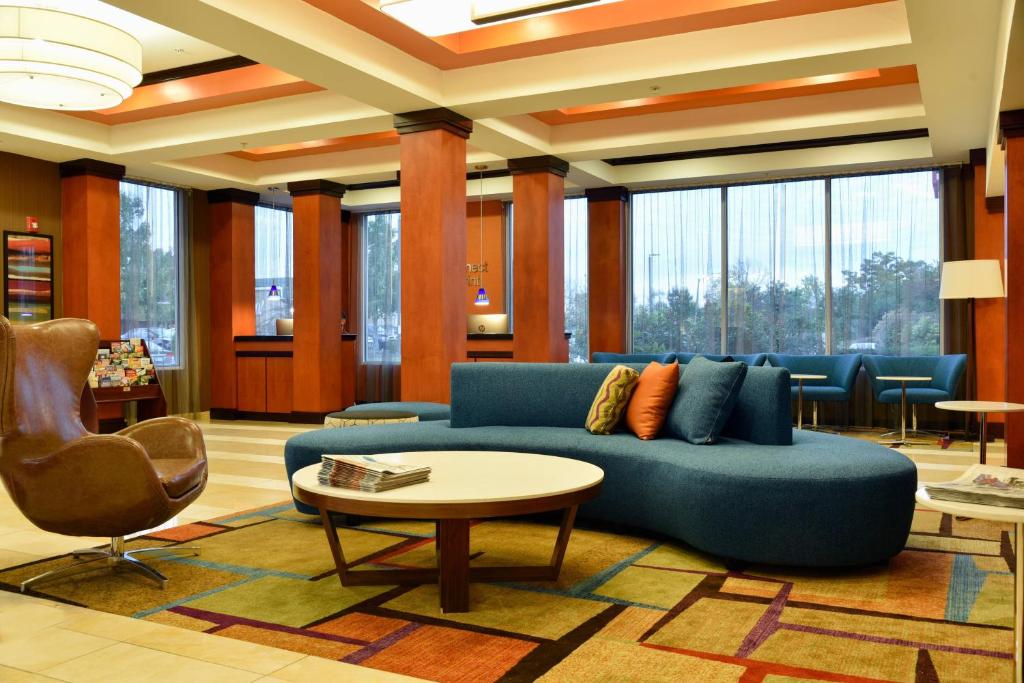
top-left (765, 354), bottom-right (862, 430)
top-left (675, 353), bottom-right (768, 366)
top-left (862, 354), bottom-right (968, 444)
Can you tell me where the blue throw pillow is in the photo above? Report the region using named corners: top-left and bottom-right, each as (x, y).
top-left (666, 356), bottom-right (748, 444)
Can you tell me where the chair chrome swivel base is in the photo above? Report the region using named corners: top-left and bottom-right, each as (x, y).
top-left (20, 536), bottom-right (200, 593)
top-left (880, 405), bottom-right (941, 446)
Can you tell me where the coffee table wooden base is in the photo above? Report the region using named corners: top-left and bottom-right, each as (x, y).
top-left (319, 506), bottom-right (579, 613)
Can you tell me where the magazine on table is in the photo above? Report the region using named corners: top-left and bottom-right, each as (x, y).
top-left (318, 454), bottom-right (430, 492)
top-left (925, 465), bottom-right (1024, 509)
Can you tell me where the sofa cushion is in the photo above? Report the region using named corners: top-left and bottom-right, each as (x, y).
top-left (666, 356), bottom-right (747, 444)
top-left (720, 365), bottom-right (793, 445)
top-left (624, 361), bottom-right (680, 439)
top-left (585, 365), bottom-right (640, 434)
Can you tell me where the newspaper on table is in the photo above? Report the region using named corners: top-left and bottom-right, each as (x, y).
top-left (318, 454), bottom-right (430, 492)
top-left (925, 465), bottom-right (1024, 509)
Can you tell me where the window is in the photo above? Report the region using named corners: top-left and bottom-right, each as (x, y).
top-left (564, 197), bottom-right (588, 362)
top-left (120, 181), bottom-right (183, 367)
top-left (629, 170), bottom-right (941, 356)
top-left (254, 205), bottom-right (294, 335)
top-left (727, 180), bottom-right (826, 354)
top-left (632, 188), bottom-right (722, 353)
top-left (831, 171), bottom-right (941, 355)
top-left (362, 211), bottom-right (401, 363)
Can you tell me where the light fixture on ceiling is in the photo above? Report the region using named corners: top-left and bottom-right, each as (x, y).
top-left (379, 0), bottom-right (621, 36)
top-left (473, 164), bottom-right (489, 307)
top-left (0, 3), bottom-right (142, 110)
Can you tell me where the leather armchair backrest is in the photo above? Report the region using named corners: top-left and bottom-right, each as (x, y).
top-left (0, 317), bottom-right (98, 449)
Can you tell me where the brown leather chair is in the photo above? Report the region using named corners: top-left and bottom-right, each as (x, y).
top-left (0, 317), bottom-right (208, 591)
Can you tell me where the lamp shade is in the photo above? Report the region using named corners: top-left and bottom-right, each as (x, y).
top-left (0, 3), bottom-right (142, 110)
top-left (938, 259), bottom-right (1005, 299)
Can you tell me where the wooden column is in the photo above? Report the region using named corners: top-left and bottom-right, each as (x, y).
top-left (207, 188), bottom-right (258, 419)
top-left (510, 155), bottom-right (568, 362)
top-left (288, 180), bottom-right (346, 419)
top-left (585, 186), bottom-right (629, 357)
top-left (394, 108), bottom-right (472, 402)
top-left (1001, 110), bottom-right (1024, 467)
top-left (59, 159), bottom-right (124, 338)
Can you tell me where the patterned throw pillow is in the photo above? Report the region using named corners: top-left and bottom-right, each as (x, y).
top-left (585, 365), bottom-right (640, 435)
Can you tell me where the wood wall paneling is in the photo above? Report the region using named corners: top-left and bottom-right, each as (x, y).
top-left (1005, 131), bottom-right (1024, 467)
top-left (209, 199), bottom-right (256, 411)
top-left (266, 356), bottom-right (294, 414)
top-left (512, 171), bottom-right (566, 362)
top-left (465, 199), bottom-right (506, 314)
top-left (236, 356), bottom-right (268, 412)
top-left (398, 127), bottom-right (468, 402)
top-left (0, 152), bottom-right (62, 318)
top-left (971, 158), bottom-right (1006, 422)
top-left (61, 173), bottom-right (120, 336)
top-left (586, 191), bottom-right (629, 356)
top-left (291, 191), bottom-right (344, 413)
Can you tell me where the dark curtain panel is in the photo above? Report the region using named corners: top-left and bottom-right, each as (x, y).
top-left (940, 164), bottom-right (975, 432)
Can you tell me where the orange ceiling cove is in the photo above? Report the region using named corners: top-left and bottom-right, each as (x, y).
top-left (70, 64), bottom-right (323, 125)
top-left (229, 131), bottom-right (400, 161)
top-left (531, 65), bottom-right (919, 124)
top-left (306, 0), bottom-right (894, 69)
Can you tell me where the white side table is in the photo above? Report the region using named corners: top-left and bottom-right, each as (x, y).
top-left (935, 401), bottom-right (1024, 464)
top-left (916, 488), bottom-right (1024, 682)
top-left (791, 374), bottom-right (827, 430)
top-left (875, 375), bottom-right (932, 446)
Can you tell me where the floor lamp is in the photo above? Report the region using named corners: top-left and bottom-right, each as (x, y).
top-left (938, 259), bottom-right (1005, 438)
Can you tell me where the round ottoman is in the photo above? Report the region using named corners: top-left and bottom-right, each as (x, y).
top-left (344, 401), bottom-right (451, 422)
top-left (324, 409), bottom-right (418, 428)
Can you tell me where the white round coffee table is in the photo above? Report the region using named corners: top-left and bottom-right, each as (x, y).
top-left (936, 401), bottom-right (1024, 465)
top-left (917, 488), bottom-right (1024, 682)
top-left (292, 451), bottom-right (603, 613)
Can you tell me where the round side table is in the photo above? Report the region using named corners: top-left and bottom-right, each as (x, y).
top-left (935, 401), bottom-right (1024, 465)
top-left (875, 375), bottom-right (932, 446)
top-left (790, 374), bottom-right (827, 431)
top-left (917, 487), bottom-right (1024, 683)
top-left (324, 409), bottom-right (419, 428)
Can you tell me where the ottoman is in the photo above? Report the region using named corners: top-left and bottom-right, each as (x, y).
top-left (344, 401), bottom-right (451, 422)
top-left (324, 409), bottom-right (418, 428)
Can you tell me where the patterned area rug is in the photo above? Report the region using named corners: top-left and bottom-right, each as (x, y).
top-left (0, 503), bottom-right (1015, 682)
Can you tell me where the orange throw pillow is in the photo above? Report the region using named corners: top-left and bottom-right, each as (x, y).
top-left (625, 361), bottom-right (680, 440)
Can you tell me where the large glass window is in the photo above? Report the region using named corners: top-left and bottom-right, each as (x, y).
top-left (120, 181), bottom-right (182, 367)
top-left (632, 188), bottom-right (722, 353)
top-left (831, 171), bottom-right (941, 355)
top-left (629, 170), bottom-right (941, 356)
top-left (564, 197), bottom-right (588, 362)
top-left (362, 211), bottom-right (401, 363)
top-left (727, 180), bottom-right (826, 354)
top-left (254, 205), bottom-right (294, 335)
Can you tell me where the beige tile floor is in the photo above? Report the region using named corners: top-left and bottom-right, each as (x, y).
top-left (0, 416), bottom-right (423, 683)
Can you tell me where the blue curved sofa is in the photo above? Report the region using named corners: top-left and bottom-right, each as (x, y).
top-left (592, 351), bottom-right (768, 366)
top-left (285, 363), bottom-right (916, 568)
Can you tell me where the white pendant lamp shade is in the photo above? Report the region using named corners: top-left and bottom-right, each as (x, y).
top-left (0, 3), bottom-right (142, 110)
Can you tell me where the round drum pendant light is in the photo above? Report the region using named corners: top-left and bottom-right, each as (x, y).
top-left (0, 3), bottom-right (143, 110)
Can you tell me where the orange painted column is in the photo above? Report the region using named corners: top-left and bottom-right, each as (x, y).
top-left (510, 156), bottom-right (568, 362)
top-left (1001, 111), bottom-right (1024, 467)
top-left (59, 159), bottom-right (124, 338)
top-left (288, 180), bottom-right (346, 418)
top-left (207, 189), bottom-right (258, 419)
top-left (586, 187), bottom-right (629, 357)
top-left (394, 108), bottom-right (472, 402)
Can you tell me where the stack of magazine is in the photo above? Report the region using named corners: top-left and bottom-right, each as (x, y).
top-left (925, 465), bottom-right (1024, 509)
top-left (318, 454), bottom-right (430, 492)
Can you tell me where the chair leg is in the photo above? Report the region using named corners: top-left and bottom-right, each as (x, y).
top-left (20, 536), bottom-right (200, 592)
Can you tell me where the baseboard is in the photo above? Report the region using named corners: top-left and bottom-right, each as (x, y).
top-left (209, 407), bottom-right (237, 420)
top-left (289, 411), bottom-right (331, 424)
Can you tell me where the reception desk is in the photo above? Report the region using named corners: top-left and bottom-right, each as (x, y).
top-left (219, 333), bottom-right (358, 422)
top-left (467, 332), bottom-right (571, 361)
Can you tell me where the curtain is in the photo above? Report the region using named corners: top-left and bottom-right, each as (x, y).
top-left (727, 180), bottom-right (826, 354)
top-left (254, 205), bottom-right (294, 335)
top-left (359, 211), bottom-right (401, 402)
top-left (631, 188), bottom-right (722, 353)
top-left (941, 165), bottom-right (975, 431)
top-left (564, 197), bottom-right (588, 362)
top-left (119, 180), bottom-right (195, 415)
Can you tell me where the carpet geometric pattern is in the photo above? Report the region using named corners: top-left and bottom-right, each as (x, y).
top-left (0, 503), bottom-right (1015, 682)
